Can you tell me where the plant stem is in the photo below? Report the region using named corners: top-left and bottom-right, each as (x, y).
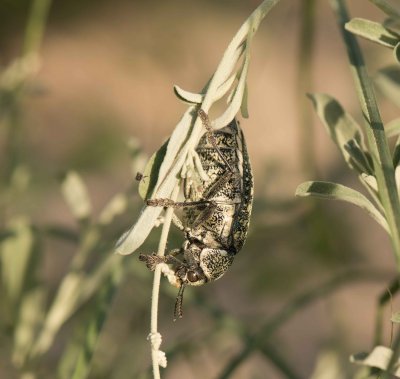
top-left (23, 0), bottom-right (52, 57)
top-left (150, 186), bottom-right (179, 379)
top-left (297, 0), bottom-right (317, 177)
top-left (331, 0), bottom-right (400, 270)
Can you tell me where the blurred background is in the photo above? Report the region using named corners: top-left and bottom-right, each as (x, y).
top-left (1, 0), bottom-right (399, 378)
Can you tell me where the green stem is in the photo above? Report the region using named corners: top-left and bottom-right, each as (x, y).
top-left (23, 0), bottom-right (52, 57)
top-left (331, 0), bottom-right (400, 270)
top-left (297, 0), bottom-right (317, 177)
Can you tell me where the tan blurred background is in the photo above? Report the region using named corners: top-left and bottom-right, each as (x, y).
top-left (1, 0), bottom-right (400, 378)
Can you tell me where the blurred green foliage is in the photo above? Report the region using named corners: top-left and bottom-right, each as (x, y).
top-left (1, 0), bottom-right (400, 378)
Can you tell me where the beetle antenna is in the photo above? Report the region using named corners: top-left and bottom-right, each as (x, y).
top-left (174, 284), bottom-right (186, 321)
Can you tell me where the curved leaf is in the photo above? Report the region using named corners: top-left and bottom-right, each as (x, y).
top-left (308, 93), bottom-right (367, 172)
top-left (296, 181), bottom-right (389, 232)
top-left (174, 73), bottom-right (237, 105)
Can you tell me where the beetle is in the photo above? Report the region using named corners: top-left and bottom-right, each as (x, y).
top-left (139, 109), bottom-right (253, 319)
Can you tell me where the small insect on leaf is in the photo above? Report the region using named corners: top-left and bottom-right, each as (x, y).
top-left (139, 109), bottom-right (254, 319)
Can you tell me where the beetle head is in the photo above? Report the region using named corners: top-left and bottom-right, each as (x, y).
top-left (173, 243), bottom-right (234, 319)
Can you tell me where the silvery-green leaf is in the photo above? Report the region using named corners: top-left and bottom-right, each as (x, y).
top-left (375, 66), bottom-right (400, 108)
top-left (345, 18), bottom-right (399, 48)
top-left (115, 110), bottom-right (193, 256)
top-left (344, 139), bottom-right (374, 175)
top-left (61, 171), bottom-right (92, 220)
top-left (173, 85), bottom-right (203, 104)
top-left (213, 55), bottom-right (249, 129)
top-left (138, 138), bottom-right (169, 201)
top-left (359, 173), bottom-right (383, 214)
top-left (296, 181), bottom-right (389, 232)
top-left (350, 346), bottom-right (400, 376)
top-left (1, 217), bottom-right (34, 306)
top-left (308, 93), bottom-right (366, 170)
top-left (200, 0), bottom-right (279, 112)
top-left (360, 173), bottom-right (378, 192)
top-left (174, 74), bottom-right (237, 105)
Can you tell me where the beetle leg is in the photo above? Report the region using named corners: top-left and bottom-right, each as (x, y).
top-left (202, 170), bottom-right (235, 199)
top-left (139, 250), bottom-right (183, 271)
top-left (198, 109), bottom-right (234, 173)
top-left (174, 284), bottom-right (186, 320)
top-left (147, 198), bottom-right (212, 208)
top-left (190, 201), bottom-right (218, 228)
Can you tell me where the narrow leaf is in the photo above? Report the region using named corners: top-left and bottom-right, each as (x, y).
top-left (173, 86), bottom-right (203, 104)
top-left (138, 138), bottom-right (169, 201)
top-left (345, 18), bottom-right (399, 48)
top-left (213, 55), bottom-right (249, 129)
top-left (345, 139), bottom-right (374, 175)
top-left (308, 93), bottom-right (366, 171)
top-left (174, 73), bottom-right (237, 105)
top-left (296, 181), bottom-right (389, 232)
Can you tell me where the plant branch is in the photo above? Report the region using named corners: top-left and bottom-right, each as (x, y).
top-left (331, 0), bottom-right (400, 270)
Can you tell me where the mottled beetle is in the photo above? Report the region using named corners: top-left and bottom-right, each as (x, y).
top-left (139, 109), bottom-right (253, 319)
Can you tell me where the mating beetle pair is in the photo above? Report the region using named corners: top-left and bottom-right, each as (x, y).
top-left (139, 109), bottom-right (253, 319)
